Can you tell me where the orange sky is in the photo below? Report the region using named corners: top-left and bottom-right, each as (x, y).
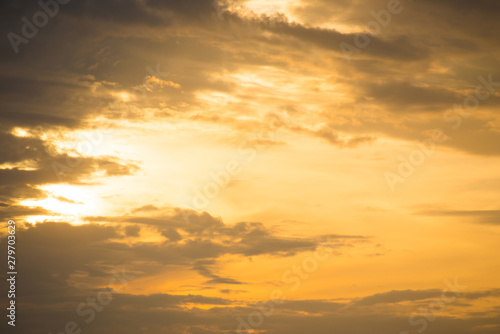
top-left (1, 1), bottom-right (500, 334)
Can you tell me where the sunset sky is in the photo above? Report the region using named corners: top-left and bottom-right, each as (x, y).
top-left (1, 0), bottom-right (500, 333)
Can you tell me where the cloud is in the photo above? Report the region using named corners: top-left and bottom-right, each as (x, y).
top-left (0, 212), bottom-right (363, 299)
top-left (314, 125), bottom-right (376, 147)
top-left (353, 289), bottom-right (442, 306)
top-left (1, 1), bottom-right (500, 333)
top-left (417, 208), bottom-right (500, 225)
top-left (86, 209), bottom-right (363, 259)
top-left (0, 129), bottom-right (139, 206)
top-left (360, 81), bottom-right (462, 111)
top-left (0, 216), bottom-right (370, 333)
top-left (0, 218), bottom-right (497, 334)
top-left (0, 204), bottom-right (51, 221)
top-left (193, 260), bottom-right (245, 285)
top-left (257, 15), bottom-right (428, 61)
top-left (2, 0), bottom-right (500, 157)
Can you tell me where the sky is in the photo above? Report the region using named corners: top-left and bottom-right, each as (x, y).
top-left (1, 0), bottom-right (500, 333)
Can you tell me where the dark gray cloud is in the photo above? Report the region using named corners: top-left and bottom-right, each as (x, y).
top-left (0, 204), bottom-right (51, 221)
top-left (0, 217), bottom-right (497, 334)
top-left (258, 16), bottom-right (428, 61)
top-left (0, 217), bottom-right (368, 333)
top-left (360, 81), bottom-right (462, 111)
top-left (0, 213), bottom-right (362, 298)
top-left (353, 289), bottom-right (442, 306)
top-left (1, 0), bottom-right (500, 156)
top-left (0, 128), bottom-right (139, 206)
top-left (193, 260), bottom-right (245, 285)
top-left (417, 208), bottom-right (500, 225)
top-left (86, 209), bottom-right (360, 258)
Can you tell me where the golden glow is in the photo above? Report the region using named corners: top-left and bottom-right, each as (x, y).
top-left (0, 161), bottom-right (37, 170)
top-left (11, 127), bottom-right (31, 137)
top-left (24, 215), bottom-right (68, 224)
top-left (20, 185), bottom-right (103, 223)
top-left (115, 91), bottom-right (133, 102)
top-left (3, 2), bottom-right (500, 332)
top-left (20, 198), bottom-right (82, 215)
top-left (244, 0), bottom-right (290, 16)
top-left (143, 76), bottom-right (181, 90)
